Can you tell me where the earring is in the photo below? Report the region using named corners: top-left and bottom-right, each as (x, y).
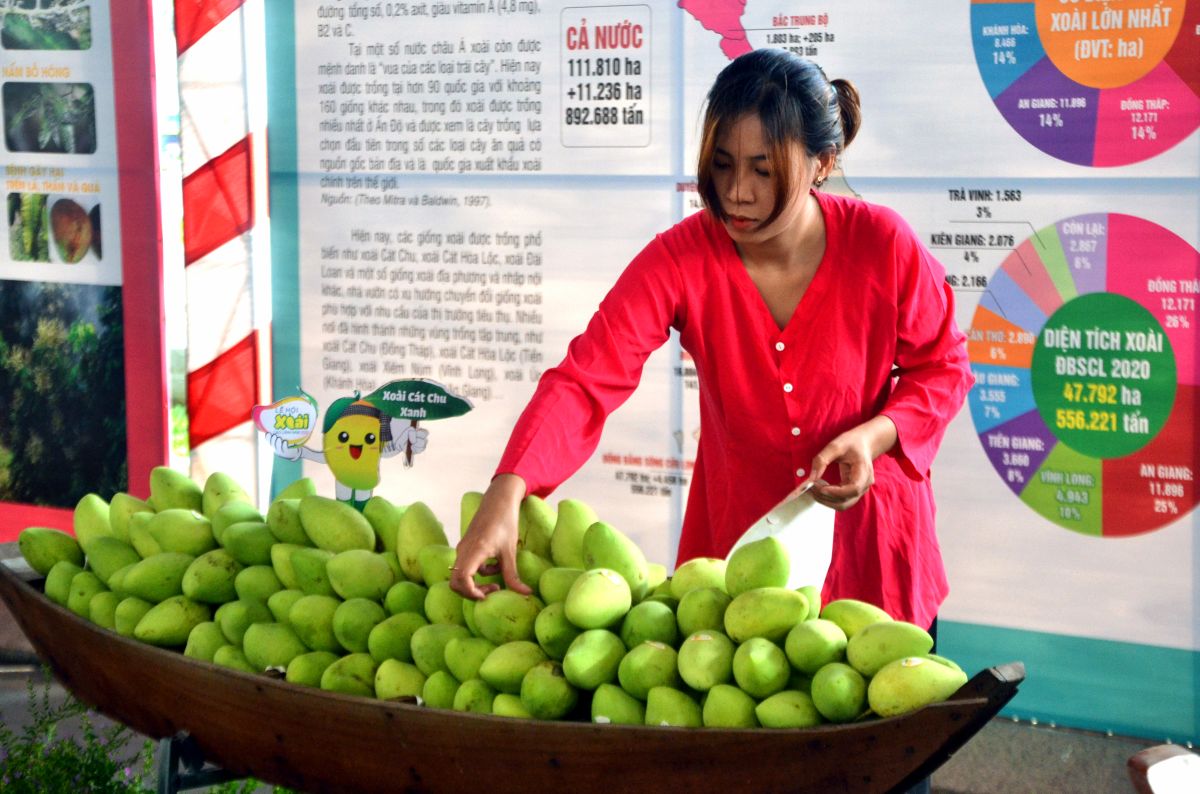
top-left (814, 176), bottom-right (826, 187)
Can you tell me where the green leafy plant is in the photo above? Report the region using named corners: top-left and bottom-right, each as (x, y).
top-left (3, 81), bottom-right (97, 153)
top-left (1, 0), bottom-right (92, 50)
top-left (0, 668), bottom-right (156, 792)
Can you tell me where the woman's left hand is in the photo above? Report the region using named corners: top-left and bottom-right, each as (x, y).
top-left (807, 416), bottom-right (898, 511)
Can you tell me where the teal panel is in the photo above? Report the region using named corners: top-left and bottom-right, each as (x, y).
top-left (264, 0), bottom-right (302, 498)
top-left (941, 621), bottom-right (1197, 744)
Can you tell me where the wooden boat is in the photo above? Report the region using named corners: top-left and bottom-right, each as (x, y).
top-left (0, 558), bottom-right (1024, 794)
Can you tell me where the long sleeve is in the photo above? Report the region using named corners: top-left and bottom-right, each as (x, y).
top-left (496, 236), bottom-right (684, 496)
top-left (880, 219), bottom-right (974, 477)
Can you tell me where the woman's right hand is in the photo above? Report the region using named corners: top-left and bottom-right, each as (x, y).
top-left (449, 473), bottom-right (533, 600)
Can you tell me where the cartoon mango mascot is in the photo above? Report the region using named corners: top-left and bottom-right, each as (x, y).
top-left (266, 392), bottom-right (428, 507)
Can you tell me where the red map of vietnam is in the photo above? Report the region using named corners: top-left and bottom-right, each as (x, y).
top-left (679, 0), bottom-right (751, 59)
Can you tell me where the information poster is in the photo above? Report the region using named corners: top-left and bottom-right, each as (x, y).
top-left (0, 0), bottom-right (167, 538)
top-left (270, 1), bottom-right (1199, 742)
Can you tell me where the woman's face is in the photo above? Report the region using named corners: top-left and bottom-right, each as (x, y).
top-left (712, 113), bottom-right (827, 246)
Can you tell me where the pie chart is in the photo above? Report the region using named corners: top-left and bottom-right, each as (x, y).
top-left (971, 0), bottom-right (1199, 166)
top-left (967, 213), bottom-right (1198, 536)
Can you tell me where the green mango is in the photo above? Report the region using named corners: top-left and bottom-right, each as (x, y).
top-left (85, 537), bottom-right (141, 586)
top-left (591, 682), bottom-right (645, 725)
top-left (367, 612), bottom-right (430, 664)
top-left (122, 553), bottom-right (195, 603)
top-left (87, 590), bottom-right (121, 629)
top-left (18, 527), bottom-right (83, 577)
top-left (459, 491), bottom-right (483, 538)
top-left (443, 636), bottom-right (497, 682)
top-left (561, 629), bottom-right (625, 690)
top-left (276, 477), bottom-right (317, 501)
top-left (756, 690), bottom-right (823, 729)
top-left (616, 641), bottom-right (679, 701)
top-left (677, 630), bottom-right (735, 692)
top-left (785, 618), bottom-right (848, 675)
top-left (423, 581), bottom-right (466, 626)
top-left (184, 621), bottom-right (228, 662)
top-left (811, 661), bottom-right (868, 722)
top-left (286, 650), bottom-right (340, 687)
top-left (213, 502), bottom-right (265, 546)
top-left (474, 590), bottom-right (541, 644)
top-left (320, 653), bottom-right (379, 696)
top-left (582, 521), bottom-right (650, 602)
top-left (866, 656), bottom-right (967, 717)
top-left (44, 560), bottom-right (83, 606)
top-left (702, 683), bottom-right (759, 728)
top-left (421, 670), bottom-right (461, 709)
top-left (619, 599), bottom-right (679, 649)
top-left (106, 563), bottom-right (136, 599)
top-left (394, 501), bottom-right (448, 582)
top-left (416, 544), bottom-right (457, 586)
top-left (846, 620), bottom-right (933, 677)
top-left (724, 536), bottom-right (790, 597)
top-left (375, 659), bottom-right (427, 700)
top-left (134, 596), bottom-right (211, 646)
top-left (517, 494), bottom-right (555, 559)
top-left (798, 584), bottom-right (822, 620)
top-left (288, 594), bottom-right (342, 652)
top-left (732, 637), bottom-right (790, 699)
top-left (383, 580), bottom-right (428, 617)
top-left (548, 499), bottom-right (596, 568)
top-left (644, 686), bottom-right (701, 727)
top-left (113, 597), bottom-right (153, 637)
top-left (291, 547), bottom-right (337, 596)
top-left (266, 499), bottom-right (309, 546)
top-left (201, 472), bottom-right (251, 518)
top-left (267, 588), bottom-right (305, 624)
top-left (362, 495), bottom-right (404, 553)
top-left (108, 493), bottom-right (154, 544)
top-left (537, 567), bottom-right (584, 604)
top-left (645, 563), bottom-right (667, 593)
top-left (243, 622), bottom-right (308, 670)
top-left (215, 598), bottom-right (272, 645)
top-left (724, 587), bottom-right (808, 644)
top-left (127, 512), bottom-right (161, 558)
top-left (520, 661), bottom-right (577, 720)
top-left (564, 568), bottom-right (631, 630)
top-left (333, 597), bottom-right (387, 653)
top-left (221, 521), bottom-right (275, 565)
top-left (820, 598), bottom-right (893, 639)
top-left (669, 557), bottom-right (727, 599)
top-left (492, 693), bottom-right (533, 719)
top-left (147, 509), bottom-right (216, 557)
top-left (327, 549), bottom-right (395, 601)
top-left (409, 623), bottom-right (470, 677)
top-left (212, 645), bottom-right (256, 673)
top-left (453, 678), bottom-right (497, 714)
top-left (72, 493), bottom-right (112, 554)
top-left (66, 571), bottom-right (107, 618)
top-left (269, 542), bottom-right (305, 590)
top-left (298, 495), bottom-right (375, 553)
top-left (676, 586), bottom-right (732, 638)
top-left (148, 466), bottom-right (202, 512)
top-left (181, 549), bottom-right (243, 604)
top-left (516, 550), bottom-right (553, 594)
top-left (235, 565), bottom-right (284, 602)
top-left (532, 601), bottom-right (581, 661)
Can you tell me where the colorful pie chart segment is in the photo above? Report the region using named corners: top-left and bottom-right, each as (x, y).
top-left (968, 213), bottom-right (1199, 536)
top-left (971, 0), bottom-right (1199, 166)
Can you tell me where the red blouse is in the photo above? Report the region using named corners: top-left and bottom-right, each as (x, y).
top-left (497, 191), bottom-right (972, 627)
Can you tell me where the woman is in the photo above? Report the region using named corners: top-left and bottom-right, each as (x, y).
top-left (450, 49), bottom-right (972, 632)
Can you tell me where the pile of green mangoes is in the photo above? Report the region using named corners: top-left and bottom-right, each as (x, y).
top-left (17, 467), bottom-right (969, 728)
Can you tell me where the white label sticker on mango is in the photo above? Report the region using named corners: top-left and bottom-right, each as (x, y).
top-left (900, 657), bottom-right (925, 668)
top-left (252, 394), bottom-right (319, 446)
